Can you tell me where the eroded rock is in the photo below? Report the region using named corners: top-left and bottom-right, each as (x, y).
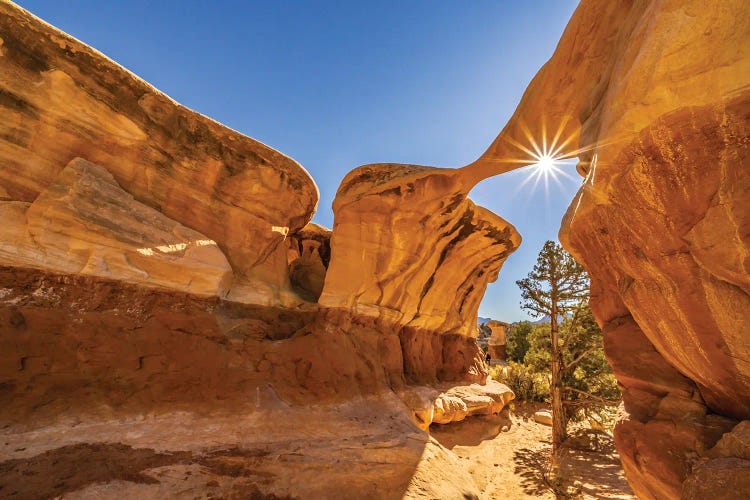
top-left (0, 159), bottom-right (231, 296)
top-left (287, 222), bottom-right (331, 301)
top-left (0, 1), bottom-right (318, 303)
top-left (470, 0), bottom-right (750, 497)
top-left (320, 163), bottom-right (520, 383)
top-left (431, 381), bottom-right (514, 425)
top-left (399, 380), bottom-right (514, 429)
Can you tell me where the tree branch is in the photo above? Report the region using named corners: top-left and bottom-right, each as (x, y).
top-left (564, 346), bottom-right (598, 371)
top-left (564, 386), bottom-right (619, 404)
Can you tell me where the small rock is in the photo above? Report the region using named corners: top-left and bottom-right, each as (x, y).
top-left (534, 410), bottom-right (553, 426)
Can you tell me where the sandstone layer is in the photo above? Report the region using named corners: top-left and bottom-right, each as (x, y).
top-left (0, 0), bottom-right (317, 304)
top-left (486, 320), bottom-right (508, 362)
top-left (321, 163), bottom-right (520, 383)
top-left (470, 0), bottom-right (750, 497)
top-left (0, 158), bottom-right (231, 296)
top-left (0, 1), bottom-right (523, 497)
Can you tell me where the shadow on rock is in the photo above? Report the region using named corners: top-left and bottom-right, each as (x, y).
top-left (0, 443), bottom-right (292, 500)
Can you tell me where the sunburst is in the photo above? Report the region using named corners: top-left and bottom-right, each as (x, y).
top-left (496, 116), bottom-right (618, 198)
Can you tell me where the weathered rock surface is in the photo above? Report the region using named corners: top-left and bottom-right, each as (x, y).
top-left (287, 222), bottom-right (331, 301)
top-left (399, 380), bottom-right (514, 429)
top-left (432, 381), bottom-right (514, 425)
top-left (708, 420), bottom-right (750, 460)
top-left (534, 411), bottom-right (553, 426)
top-left (486, 320), bottom-right (508, 362)
top-left (0, 0), bottom-right (318, 302)
top-left (321, 164), bottom-right (520, 336)
top-left (682, 458), bottom-right (750, 500)
top-left (0, 394), bottom-right (482, 500)
top-left (0, 158), bottom-right (231, 296)
top-left (320, 163), bottom-right (521, 383)
top-left (471, 0), bottom-right (750, 497)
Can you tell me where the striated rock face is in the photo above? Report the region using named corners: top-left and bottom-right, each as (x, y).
top-left (0, 158), bottom-right (231, 296)
top-left (0, 0), bottom-right (526, 496)
top-left (287, 222), bottom-right (331, 301)
top-left (472, 0), bottom-right (750, 497)
top-left (320, 163), bottom-right (520, 383)
top-left (0, 7), bottom-right (522, 493)
top-left (0, 0), bottom-right (317, 301)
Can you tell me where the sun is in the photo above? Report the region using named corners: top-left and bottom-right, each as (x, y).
top-left (534, 154), bottom-right (556, 172)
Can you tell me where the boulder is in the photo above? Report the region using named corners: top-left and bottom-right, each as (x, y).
top-left (534, 411), bottom-right (552, 426)
top-left (431, 380), bottom-right (515, 425)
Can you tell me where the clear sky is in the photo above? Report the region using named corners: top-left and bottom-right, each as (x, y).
top-left (17, 0), bottom-right (582, 322)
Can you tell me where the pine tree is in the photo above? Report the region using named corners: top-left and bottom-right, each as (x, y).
top-left (516, 240), bottom-right (589, 457)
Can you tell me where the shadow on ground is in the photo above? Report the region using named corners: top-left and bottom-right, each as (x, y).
top-left (513, 429), bottom-right (634, 499)
top-left (430, 410), bottom-right (513, 449)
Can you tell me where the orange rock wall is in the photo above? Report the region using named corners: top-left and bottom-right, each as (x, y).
top-left (0, 1), bottom-right (317, 286)
top-left (0, 0), bottom-right (522, 427)
top-left (472, 0), bottom-right (750, 497)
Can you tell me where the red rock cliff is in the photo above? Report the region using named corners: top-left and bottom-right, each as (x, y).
top-left (472, 0), bottom-right (750, 497)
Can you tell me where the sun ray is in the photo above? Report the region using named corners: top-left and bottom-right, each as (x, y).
top-left (500, 116), bottom-right (617, 201)
top-left (548, 114), bottom-right (571, 156)
top-left (503, 135), bottom-right (543, 162)
top-left (519, 120), bottom-right (544, 158)
top-left (549, 128), bottom-right (579, 159)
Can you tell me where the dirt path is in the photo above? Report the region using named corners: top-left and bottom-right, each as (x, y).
top-left (430, 403), bottom-right (635, 499)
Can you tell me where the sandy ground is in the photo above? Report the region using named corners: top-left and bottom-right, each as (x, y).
top-left (430, 403), bottom-right (635, 499)
top-left (0, 395), bottom-right (634, 499)
top-left (0, 394), bottom-right (481, 499)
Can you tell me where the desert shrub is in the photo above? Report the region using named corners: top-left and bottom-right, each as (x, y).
top-left (490, 361), bottom-right (550, 402)
top-left (506, 320), bottom-right (532, 362)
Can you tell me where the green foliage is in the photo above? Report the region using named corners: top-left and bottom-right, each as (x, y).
top-left (523, 323), bottom-right (552, 372)
top-left (489, 362), bottom-right (550, 402)
top-left (509, 304), bottom-right (620, 413)
top-left (515, 240), bottom-right (589, 319)
top-left (506, 320), bottom-right (532, 362)
top-left (509, 240), bottom-right (620, 429)
top-left (559, 305), bottom-right (620, 418)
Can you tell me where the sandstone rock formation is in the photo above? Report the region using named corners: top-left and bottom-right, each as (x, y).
top-left (286, 222), bottom-right (331, 301)
top-left (0, 158), bottom-right (231, 296)
top-left (12, 0), bottom-right (747, 495)
top-left (0, 2), bottom-right (521, 497)
top-left (486, 320), bottom-right (509, 362)
top-left (320, 163), bottom-right (520, 383)
top-left (0, 0), bottom-right (317, 305)
top-left (400, 380), bottom-right (515, 430)
top-left (469, 0), bottom-right (750, 497)
top-left (431, 381), bottom-right (515, 425)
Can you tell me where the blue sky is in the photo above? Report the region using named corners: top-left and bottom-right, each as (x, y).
top-left (18, 0), bottom-right (581, 322)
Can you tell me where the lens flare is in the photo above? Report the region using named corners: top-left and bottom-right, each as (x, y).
top-left (534, 154), bottom-right (556, 172)
top-left (516, 141), bottom-right (578, 199)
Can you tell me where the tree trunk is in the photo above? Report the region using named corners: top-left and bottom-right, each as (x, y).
top-left (550, 301), bottom-right (567, 460)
